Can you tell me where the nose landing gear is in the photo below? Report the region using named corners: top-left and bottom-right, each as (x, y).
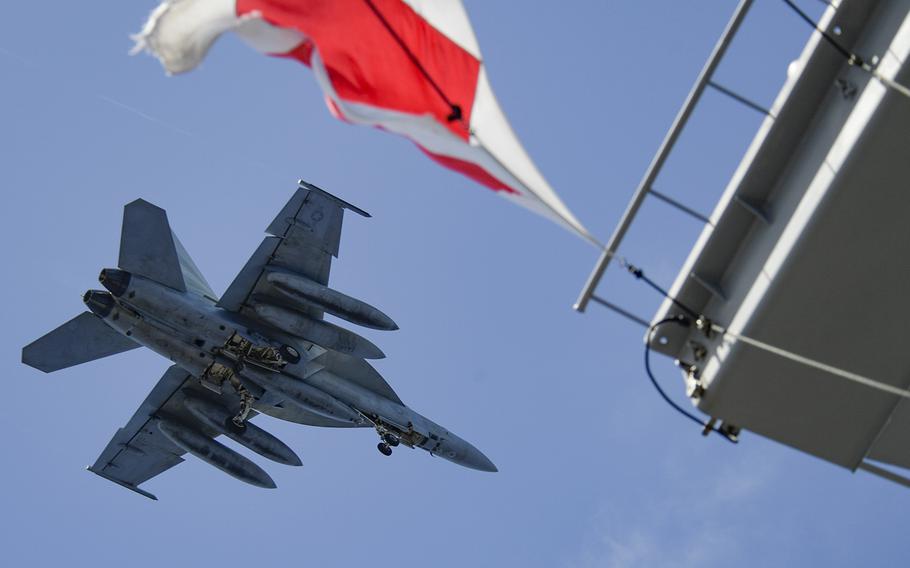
top-left (357, 410), bottom-right (412, 458)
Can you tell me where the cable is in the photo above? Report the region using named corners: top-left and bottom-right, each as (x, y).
top-left (645, 316), bottom-right (738, 443)
top-left (781, 0), bottom-right (855, 62)
top-left (620, 259), bottom-right (700, 319)
top-left (781, 0), bottom-right (910, 101)
top-left (361, 0), bottom-right (465, 124)
top-left (624, 261), bottom-right (910, 404)
top-left (711, 322), bottom-right (910, 400)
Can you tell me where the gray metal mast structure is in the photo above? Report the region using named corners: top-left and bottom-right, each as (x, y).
top-left (571, 0), bottom-right (910, 487)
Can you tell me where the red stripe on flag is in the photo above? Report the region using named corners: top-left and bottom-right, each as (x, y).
top-left (418, 146), bottom-right (518, 195)
top-left (324, 96), bottom-right (349, 122)
top-left (237, 0), bottom-right (480, 141)
top-left (277, 38), bottom-right (315, 67)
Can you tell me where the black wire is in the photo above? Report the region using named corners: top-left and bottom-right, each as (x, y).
top-left (361, 0), bottom-right (465, 123)
top-left (645, 317), bottom-right (738, 443)
top-left (617, 260), bottom-right (736, 441)
top-left (780, 0), bottom-right (865, 66)
top-left (622, 261), bottom-right (700, 319)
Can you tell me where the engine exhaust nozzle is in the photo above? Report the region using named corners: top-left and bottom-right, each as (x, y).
top-left (83, 290), bottom-right (116, 318)
top-left (99, 268), bottom-right (131, 297)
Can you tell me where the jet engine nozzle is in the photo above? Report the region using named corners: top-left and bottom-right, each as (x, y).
top-left (99, 268), bottom-right (131, 297)
top-left (83, 290), bottom-right (116, 318)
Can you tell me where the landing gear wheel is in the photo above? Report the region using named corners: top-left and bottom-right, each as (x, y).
top-left (382, 434), bottom-right (400, 447)
top-left (377, 442), bottom-right (393, 456)
top-left (226, 416), bottom-right (247, 434)
top-left (279, 345), bottom-right (301, 365)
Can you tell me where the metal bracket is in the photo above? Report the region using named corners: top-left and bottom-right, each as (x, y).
top-left (589, 294), bottom-right (649, 328)
top-left (649, 188), bottom-right (713, 225)
top-left (708, 80), bottom-right (775, 117)
top-left (733, 195), bottom-right (772, 224)
top-left (858, 461), bottom-right (910, 489)
top-left (835, 77), bottom-right (858, 100)
top-left (689, 272), bottom-right (727, 301)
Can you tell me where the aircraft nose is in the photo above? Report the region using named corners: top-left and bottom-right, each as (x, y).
top-left (99, 268), bottom-right (131, 297)
top-left (448, 441), bottom-right (498, 473)
top-left (463, 447), bottom-right (498, 473)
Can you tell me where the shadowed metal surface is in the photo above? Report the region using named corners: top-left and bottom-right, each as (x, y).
top-left (650, 0), bottom-right (910, 483)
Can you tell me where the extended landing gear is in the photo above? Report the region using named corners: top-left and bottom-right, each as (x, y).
top-left (199, 362), bottom-right (254, 433)
top-left (227, 376), bottom-right (254, 433)
top-left (358, 410), bottom-right (415, 458)
top-left (376, 433), bottom-right (399, 456)
top-left (222, 332), bottom-right (286, 371)
top-left (226, 415), bottom-right (247, 434)
top-left (374, 432), bottom-right (400, 457)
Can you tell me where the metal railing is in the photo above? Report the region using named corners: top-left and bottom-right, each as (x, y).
top-left (574, 0), bottom-right (759, 317)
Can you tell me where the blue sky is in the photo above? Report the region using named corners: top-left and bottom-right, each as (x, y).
top-left (2, 1), bottom-right (907, 566)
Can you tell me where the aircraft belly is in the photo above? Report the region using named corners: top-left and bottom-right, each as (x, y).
top-left (254, 402), bottom-right (363, 428)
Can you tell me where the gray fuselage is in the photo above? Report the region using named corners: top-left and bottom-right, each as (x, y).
top-left (85, 270), bottom-right (496, 472)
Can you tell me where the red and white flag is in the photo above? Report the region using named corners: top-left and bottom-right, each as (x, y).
top-left (134, 0), bottom-right (597, 244)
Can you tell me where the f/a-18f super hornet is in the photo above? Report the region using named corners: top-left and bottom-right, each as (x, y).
top-left (22, 181), bottom-right (496, 499)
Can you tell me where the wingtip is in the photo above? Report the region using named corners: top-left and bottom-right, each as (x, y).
top-left (87, 466), bottom-right (159, 500)
top-left (21, 347), bottom-right (41, 371)
top-left (297, 179), bottom-right (370, 218)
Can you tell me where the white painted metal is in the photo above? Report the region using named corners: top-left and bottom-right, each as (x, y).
top-left (651, 0), bottom-right (910, 480)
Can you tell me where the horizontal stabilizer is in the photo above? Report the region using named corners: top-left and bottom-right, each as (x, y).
top-left (22, 312), bottom-right (139, 373)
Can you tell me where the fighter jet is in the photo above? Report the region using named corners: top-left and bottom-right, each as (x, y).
top-left (22, 181), bottom-right (496, 499)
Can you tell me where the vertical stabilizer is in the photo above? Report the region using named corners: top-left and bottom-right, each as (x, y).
top-left (119, 199), bottom-right (215, 298)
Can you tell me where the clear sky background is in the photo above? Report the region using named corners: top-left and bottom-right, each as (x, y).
top-left (2, 1), bottom-right (906, 566)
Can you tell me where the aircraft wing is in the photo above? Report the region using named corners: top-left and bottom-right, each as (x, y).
top-left (87, 365), bottom-right (253, 500)
top-left (88, 366), bottom-right (190, 499)
top-left (217, 180), bottom-right (369, 321)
